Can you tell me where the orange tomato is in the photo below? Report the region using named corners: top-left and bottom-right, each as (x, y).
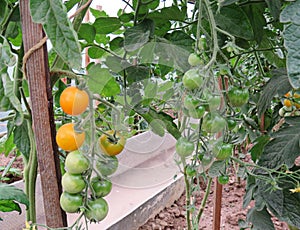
top-left (60, 86), bottom-right (89, 116)
top-left (283, 99), bottom-right (292, 107)
top-left (56, 123), bottom-right (85, 151)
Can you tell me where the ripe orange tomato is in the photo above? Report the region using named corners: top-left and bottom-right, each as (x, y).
top-left (99, 130), bottom-right (126, 156)
top-left (56, 123), bottom-right (85, 151)
top-left (60, 86), bottom-right (89, 116)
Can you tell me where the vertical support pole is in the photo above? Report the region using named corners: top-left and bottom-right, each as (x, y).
top-left (20, 0), bottom-right (67, 227)
top-left (213, 77), bottom-right (228, 230)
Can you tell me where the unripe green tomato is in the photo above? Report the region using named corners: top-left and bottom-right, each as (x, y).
top-left (218, 175), bottom-right (229, 185)
top-left (84, 198), bottom-right (109, 222)
top-left (213, 143), bottom-right (233, 160)
top-left (202, 112), bottom-right (227, 133)
top-left (227, 87), bottom-right (249, 107)
top-left (184, 95), bottom-right (200, 110)
top-left (283, 105), bottom-right (293, 112)
top-left (176, 137), bottom-right (195, 157)
top-left (189, 106), bottom-right (205, 119)
top-left (227, 119), bottom-right (237, 130)
top-left (207, 95), bottom-right (221, 111)
top-left (188, 53), bottom-right (202, 66)
top-left (65, 150), bottom-right (90, 174)
top-left (185, 165), bottom-right (197, 177)
top-left (62, 172), bottom-right (86, 194)
top-left (279, 107), bottom-right (286, 117)
top-left (91, 177), bottom-right (112, 198)
top-left (60, 192), bottom-right (83, 213)
top-left (182, 69), bottom-right (204, 90)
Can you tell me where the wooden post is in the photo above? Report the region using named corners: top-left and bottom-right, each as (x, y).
top-left (20, 0), bottom-right (67, 227)
top-left (213, 77), bottom-right (228, 230)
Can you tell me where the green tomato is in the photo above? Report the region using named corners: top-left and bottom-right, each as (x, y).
top-left (207, 95), bottom-right (221, 111)
top-left (91, 177), bottom-right (112, 198)
top-left (185, 165), bottom-right (196, 177)
top-left (227, 87), bottom-right (249, 107)
top-left (184, 95), bottom-right (200, 110)
top-left (65, 150), bottom-right (90, 174)
top-left (227, 119), bottom-right (237, 130)
top-left (176, 137), bottom-right (195, 157)
top-left (96, 155), bottom-right (119, 176)
top-left (188, 53), bottom-right (202, 66)
top-left (218, 175), bottom-right (229, 185)
top-left (182, 69), bottom-right (204, 90)
top-left (213, 143), bottom-right (233, 160)
top-left (61, 172), bottom-right (86, 194)
top-left (189, 106), bottom-right (205, 119)
top-left (200, 153), bottom-right (213, 166)
top-left (84, 198), bottom-right (109, 222)
top-left (202, 112), bottom-right (227, 133)
top-left (60, 192), bottom-right (83, 213)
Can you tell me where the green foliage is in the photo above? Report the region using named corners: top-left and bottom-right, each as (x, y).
top-left (0, 183), bottom-right (29, 219)
top-left (30, 0), bottom-right (82, 69)
top-left (280, 0), bottom-right (300, 88)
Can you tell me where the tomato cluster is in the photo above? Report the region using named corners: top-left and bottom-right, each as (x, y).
top-left (56, 86), bottom-right (126, 223)
top-left (279, 91), bottom-right (300, 117)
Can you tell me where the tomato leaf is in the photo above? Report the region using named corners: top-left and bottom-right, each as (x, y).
top-left (257, 69), bottom-right (292, 117)
top-left (1, 74), bottom-right (24, 125)
top-left (219, 0), bottom-right (239, 7)
top-left (30, 0), bottom-right (82, 69)
top-left (215, 5), bottom-right (254, 41)
top-left (0, 133), bottom-right (15, 157)
top-left (13, 119), bottom-right (31, 160)
top-left (126, 65), bottom-right (150, 85)
top-left (258, 117), bottom-right (300, 169)
top-left (265, 0), bottom-right (282, 21)
top-left (124, 19), bottom-right (154, 52)
top-left (249, 135), bottom-right (270, 162)
top-left (208, 160), bottom-right (226, 177)
top-left (148, 5), bottom-right (186, 22)
top-left (280, 0), bottom-right (300, 88)
top-left (87, 64), bottom-right (120, 97)
top-left (0, 183), bottom-right (29, 209)
top-left (78, 24), bottom-right (96, 43)
top-left (87, 46), bottom-right (106, 59)
top-left (247, 207), bottom-right (275, 230)
top-left (93, 17), bottom-right (121, 34)
top-left (0, 200), bottom-right (21, 213)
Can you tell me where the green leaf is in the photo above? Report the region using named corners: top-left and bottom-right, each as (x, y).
top-left (0, 133), bottom-right (15, 157)
top-left (249, 135), bottom-right (270, 162)
top-left (93, 17), bottom-right (121, 34)
top-left (110, 37), bottom-right (124, 51)
top-left (0, 200), bottom-right (21, 213)
top-left (242, 3), bottom-right (266, 44)
top-left (137, 107), bottom-right (181, 140)
top-left (148, 5), bottom-right (186, 22)
top-left (64, 0), bottom-right (80, 11)
top-left (124, 19), bottom-right (154, 52)
top-left (247, 207), bottom-right (275, 230)
top-left (0, 0), bottom-right (8, 26)
top-left (30, 0), bottom-right (82, 69)
top-left (215, 5), bottom-right (254, 40)
top-left (257, 69), bottom-right (292, 117)
top-left (90, 8), bottom-right (108, 18)
top-left (1, 74), bottom-right (23, 125)
top-left (255, 177), bottom-right (300, 228)
top-left (265, 0), bottom-right (281, 21)
top-left (280, 1), bottom-right (300, 88)
top-left (144, 79), bottom-right (158, 99)
top-left (0, 35), bottom-right (16, 68)
top-left (13, 119), bottom-right (30, 159)
top-left (87, 64), bottom-right (120, 97)
top-left (78, 24), bottom-right (96, 43)
top-left (126, 65), bottom-right (150, 85)
top-left (87, 46), bottom-right (105, 59)
top-left (219, 0), bottom-right (239, 7)
top-left (258, 117), bottom-right (300, 169)
top-left (208, 160), bottom-right (226, 177)
top-left (0, 183), bottom-right (29, 209)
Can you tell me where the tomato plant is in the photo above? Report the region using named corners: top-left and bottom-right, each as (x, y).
top-left (60, 86), bottom-right (89, 116)
top-left (202, 112), bottom-right (227, 133)
top-left (99, 130), bottom-right (126, 156)
top-left (56, 123), bottom-right (85, 152)
top-left (96, 155), bottom-right (119, 176)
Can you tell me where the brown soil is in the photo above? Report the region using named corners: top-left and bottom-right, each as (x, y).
top-left (139, 176), bottom-right (289, 230)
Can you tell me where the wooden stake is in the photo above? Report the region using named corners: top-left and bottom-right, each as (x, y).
top-left (20, 0), bottom-right (67, 227)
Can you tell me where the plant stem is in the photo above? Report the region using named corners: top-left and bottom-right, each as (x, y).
top-left (196, 177), bottom-right (212, 224)
top-left (182, 158), bottom-right (192, 230)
